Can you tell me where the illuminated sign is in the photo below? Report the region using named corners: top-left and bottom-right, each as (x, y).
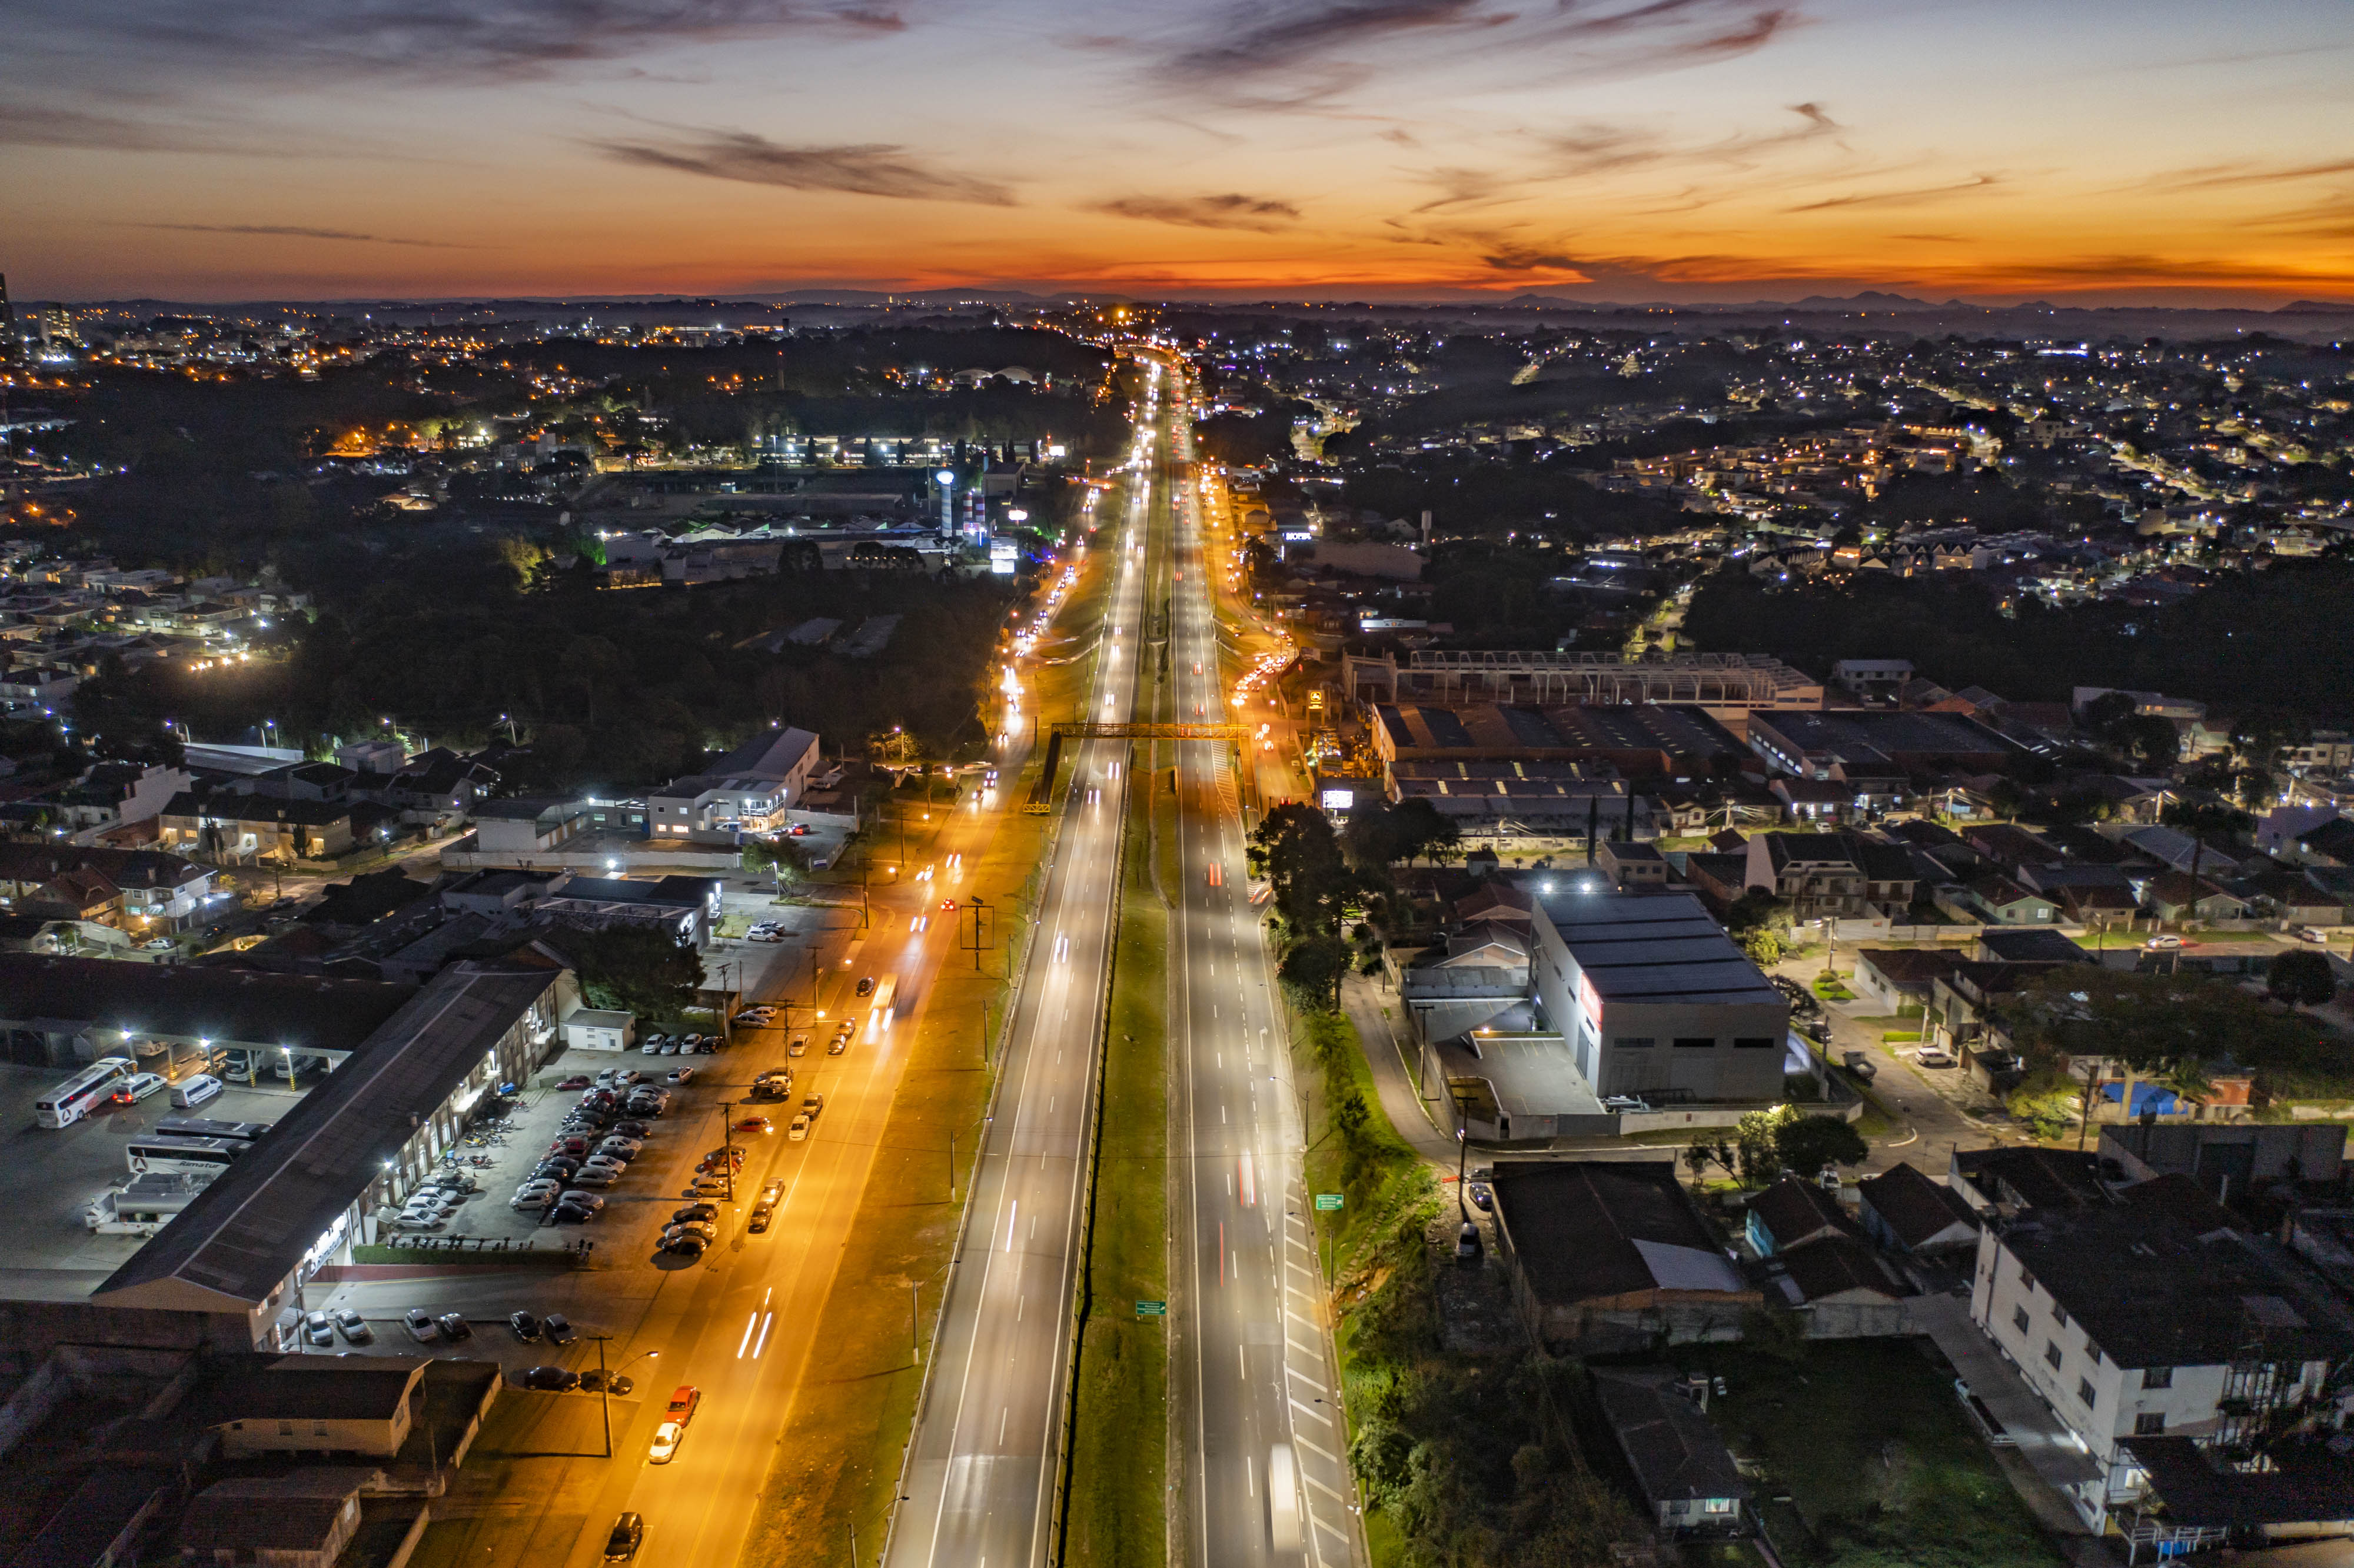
top-left (989, 540), bottom-right (1019, 576)
top-left (1319, 788), bottom-right (1354, 811)
top-left (1577, 972), bottom-right (1603, 1028)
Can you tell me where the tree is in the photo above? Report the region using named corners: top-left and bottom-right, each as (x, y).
top-left (1776, 1113), bottom-right (1870, 1176)
top-left (2269, 950), bottom-right (2338, 1007)
top-left (2004, 966), bottom-right (2309, 1123)
top-left (556, 923), bottom-right (706, 1023)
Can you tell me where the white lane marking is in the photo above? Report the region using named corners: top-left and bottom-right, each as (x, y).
top-left (1246, 1454), bottom-right (1255, 1497)
top-left (1289, 1397), bottom-right (1331, 1427)
top-left (1005, 1201), bottom-right (1019, 1253)
top-left (1288, 1366), bottom-right (1328, 1394)
top-left (999, 1407), bottom-right (1009, 1445)
top-left (1239, 1344), bottom-right (1247, 1382)
top-left (1294, 1433), bottom-right (1343, 1465)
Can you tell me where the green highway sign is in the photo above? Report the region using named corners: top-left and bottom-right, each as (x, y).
top-left (1314, 1193), bottom-right (1344, 1211)
top-left (1135, 1300), bottom-right (1167, 1317)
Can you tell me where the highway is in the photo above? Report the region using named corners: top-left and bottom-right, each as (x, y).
top-left (886, 359), bottom-right (1162, 1568)
top-left (1164, 362), bottom-right (1361, 1567)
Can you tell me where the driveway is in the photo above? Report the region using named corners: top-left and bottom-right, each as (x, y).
top-left (1772, 959), bottom-right (2021, 1178)
top-left (1340, 971), bottom-right (1459, 1164)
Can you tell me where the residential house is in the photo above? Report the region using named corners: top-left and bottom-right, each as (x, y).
top-left (2291, 817), bottom-right (2354, 867)
top-left (1976, 929), bottom-right (2092, 965)
top-left (1857, 1161), bottom-right (1980, 1254)
top-left (379, 747), bottom-right (499, 817)
top-left (647, 727), bottom-right (822, 843)
top-left (178, 1473), bottom-right (372, 1568)
top-left (1848, 947), bottom-right (1962, 1016)
top-left (1591, 1370), bottom-right (1753, 1541)
top-left (1968, 1198), bottom-right (2354, 1529)
top-left (157, 792), bottom-right (355, 863)
top-left (204, 1356), bottom-right (426, 1459)
top-left (45, 761), bottom-right (191, 834)
top-left (1743, 832), bottom-right (1916, 923)
top-left (1488, 1160), bottom-right (1760, 1351)
top-left (1596, 839), bottom-right (1669, 889)
top-left (0, 844), bottom-right (215, 931)
top-left (1772, 1233), bottom-right (1909, 1311)
top-left (2122, 824), bottom-right (2250, 880)
top-left (1743, 1174), bottom-right (1854, 1257)
top-left (1948, 1146), bottom-right (2104, 1217)
top-left (2235, 870), bottom-right (2343, 928)
top-left (1963, 823), bottom-right (2066, 875)
top-left (1680, 852), bottom-right (1750, 916)
top-left (2143, 873), bottom-right (2247, 924)
top-left (1949, 873), bottom-right (2060, 925)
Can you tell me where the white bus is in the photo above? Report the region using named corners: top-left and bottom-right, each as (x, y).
top-left (125, 1136), bottom-right (245, 1177)
top-left (154, 1117), bottom-right (271, 1145)
top-left (869, 974), bottom-right (899, 1035)
top-left (35, 1057), bottom-right (135, 1129)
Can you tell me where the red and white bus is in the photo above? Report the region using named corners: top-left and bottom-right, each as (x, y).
top-left (36, 1057), bottom-right (135, 1129)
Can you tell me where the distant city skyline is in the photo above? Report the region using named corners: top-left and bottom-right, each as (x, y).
top-left (4, 0), bottom-right (2351, 306)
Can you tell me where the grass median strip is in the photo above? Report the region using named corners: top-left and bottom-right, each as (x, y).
top-left (1064, 758), bottom-right (1170, 1568)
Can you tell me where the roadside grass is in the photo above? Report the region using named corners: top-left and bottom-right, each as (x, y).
top-left (1675, 1340), bottom-right (2065, 1568)
top-left (1292, 1004), bottom-right (1645, 1568)
top-left (1065, 761), bottom-right (1170, 1568)
top-left (733, 522), bottom-right (1126, 1568)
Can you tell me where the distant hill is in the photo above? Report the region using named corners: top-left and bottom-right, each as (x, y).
top-left (2275, 299), bottom-right (2354, 315)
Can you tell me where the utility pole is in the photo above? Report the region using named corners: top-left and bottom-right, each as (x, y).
top-left (719, 1099), bottom-right (738, 1201)
top-left (595, 1336), bottom-right (611, 1457)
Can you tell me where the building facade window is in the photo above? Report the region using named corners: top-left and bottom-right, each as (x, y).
top-left (2045, 1342), bottom-right (2063, 1370)
top-left (2134, 1413), bottom-right (2165, 1435)
top-left (2142, 1367), bottom-right (2173, 1389)
top-left (2013, 1306), bottom-right (2030, 1334)
top-left (2077, 1379), bottom-right (2094, 1406)
top-left (1733, 1036), bottom-right (1775, 1049)
top-left (1673, 1037), bottom-right (1715, 1049)
top-left (1614, 1036), bottom-right (1655, 1049)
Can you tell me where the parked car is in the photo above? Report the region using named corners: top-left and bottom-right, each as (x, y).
top-left (666, 1066), bottom-right (696, 1084)
top-left (511, 1190), bottom-right (557, 1211)
top-left (332, 1308), bottom-right (371, 1344)
top-left (111, 1071), bottom-right (168, 1105)
top-left (640, 1038), bottom-right (664, 1054)
top-left (170, 1073), bottom-right (225, 1108)
top-left (611, 1119), bottom-right (651, 1138)
top-left (555, 1075), bottom-right (593, 1090)
top-left (734, 1117), bottom-right (773, 1135)
top-left (508, 1310), bottom-right (540, 1341)
top-left (402, 1307), bottom-right (438, 1343)
top-left (542, 1313), bottom-right (576, 1346)
top-left (2146, 934), bottom-right (2185, 950)
top-left (303, 1310), bottom-right (335, 1347)
top-left (599, 1137), bottom-right (645, 1158)
top-left (437, 1313), bottom-right (473, 1341)
top-left (684, 1178), bottom-right (729, 1199)
top-left (1467, 1183), bottom-right (1493, 1213)
top-left (523, 1366), bottom-right (581, 1393)
top-left (1841, 1050), bottom-right (1879, 1081)
top-left (674, 1203), bottom-right (719, 1223)
top-left (2293, 926), bottom-right (2329, 945)
top-left (559, 1191), bottom-right (606, 1212)
top-left (663, 1220), bottom-right (717, 1243)
top-left (649, 1420), bottom-right (687, 1463)
top-left (604, 1513), bottom-right (643, 1563)
top-left (549, 1202), bottom-right (597, 1224)
top-left (1913, 1047), bottom-right (1959, 1068)
top-left (787, 1037), bottom-right (807, 1058)
top-left (578, 1369), bottom-right (635, 1396)
top-left (749, 1179), bottom-right (785, 1233)
top-left (568, 1167), bottom-right (619, 1188)
top-left (664, 1233), bottom-right (708, 1258)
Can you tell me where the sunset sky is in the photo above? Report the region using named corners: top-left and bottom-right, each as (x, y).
top-left (6, 0), bottom-right (2352, 304)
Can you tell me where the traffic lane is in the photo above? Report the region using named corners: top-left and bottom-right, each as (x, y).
top-left (1177, 777), bottom-right (1292, 1568)
top-left (893, 757), bottom-right (1135, 1564)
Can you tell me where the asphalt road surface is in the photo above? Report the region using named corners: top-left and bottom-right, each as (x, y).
top-left (887, 360), bottom-right (1160, 1568)
top-left (1164, 362), bottom-right (1362, 1568)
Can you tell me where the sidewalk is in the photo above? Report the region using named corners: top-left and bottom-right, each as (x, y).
top-left (1910, 1291), bottom-right (2109, 1559)
top-left (1339, 971), bottom-right (1458, 1164)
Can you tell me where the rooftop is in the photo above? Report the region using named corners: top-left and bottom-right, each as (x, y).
top-left (1530, 888), bottom-right (1784, 1009)
top-left (0, 954), bottom-right (413, 1049)
top-left (92, 959), bottom-right (559, 1313)
top-left (1591, 1369), bottom-right (1753, 1506)
top-left (1491, 1159), bottom-right (1749, 1306)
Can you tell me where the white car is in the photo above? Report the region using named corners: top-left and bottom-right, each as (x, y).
top-left (111, 1071), bottom-right (168, 1104)
top-left (402, 1307), bottom-right (439, 1343)
top-left (649, 1420), bottom-right (686, 1464)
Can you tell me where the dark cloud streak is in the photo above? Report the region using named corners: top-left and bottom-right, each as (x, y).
top-left (129, 222), bottom-right (476, 247)
top-left (1090, 193), bottom-right (1302, 230)
top-left (594, 127), bottom-right (1015, 204)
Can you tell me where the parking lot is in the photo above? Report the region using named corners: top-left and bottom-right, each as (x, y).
top-left (0, 1060), bottom-right (297, 1280)
top-left (302, 1008), bottom-right (845, 1370)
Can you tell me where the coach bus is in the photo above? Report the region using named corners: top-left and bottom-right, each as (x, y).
top-left (125, 1136), bottom-right (245, 1177)
top-left (35, 1057), bottom-right (135, 1129)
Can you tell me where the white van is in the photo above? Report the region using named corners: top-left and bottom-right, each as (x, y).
top-left (170, 1074), bottom-right (224, 1109)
